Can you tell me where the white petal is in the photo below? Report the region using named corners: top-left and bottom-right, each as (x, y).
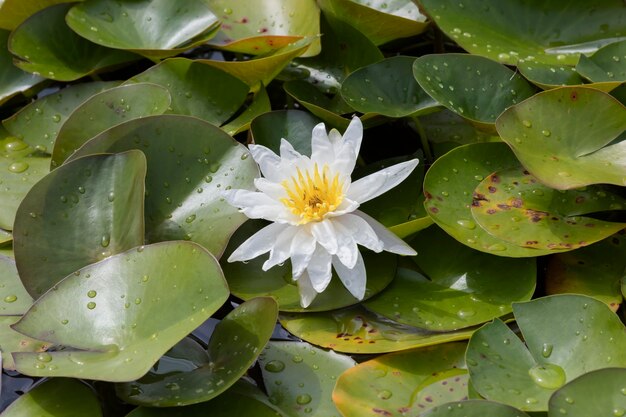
top-left (347, 159), bottom-right (419, 204)
top-left (248, 144), bottom-right (282, 181)
top-left (262, 225), bottom-right (300, 270)
top-left (222, 189), bottom-right (298, 224)
top-left (324, 196), bottom-right (359, 219)
top-left (311, 220), bottom-right (338, 254)
top-left (279, 138), bottom-right (303, 161)
top-left (333, 116), bottom-right (363, 176)
top-left (328, 219), bottom-right (359, 268)
top-left (311, 122), bottom-right (335, 166)
top-left (228, 222), bottom-right (289, 263)
top-left (354, 211), bottom-right (417, 256)
top-left (332, 252), bottom-right (366, 300)
top-left (296, 270), bottom-right (318, 308)
top-left (307, 245), bottom-right (333, 293)
top-left (290, 229), bottom-right (317, 277)
top-left (334, 213), bottom-right (384, 254)
top-left (254, 177), bottom-right (286, 201)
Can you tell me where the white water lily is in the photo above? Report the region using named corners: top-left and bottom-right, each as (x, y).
top-left (223, 117), bottom-right (418, 307)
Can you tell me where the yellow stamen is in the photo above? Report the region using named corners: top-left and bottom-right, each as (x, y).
top-left (280, 163), bottom-right (344, 224)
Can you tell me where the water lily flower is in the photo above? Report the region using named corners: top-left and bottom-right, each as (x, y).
top-left (223, 117), bottom-right (418, 307)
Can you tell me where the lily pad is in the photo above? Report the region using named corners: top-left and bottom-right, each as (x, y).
top-left (8, 4), bottom-right (138, 81)
top-left (466, 295), bottom-right (626, 411)
top-left (0, 255), bottom-right (33, 315)
top-left (365, 227), bottom-right (536, 331)
top-left (250, 110), bottom-right (322, 157)
top-left (423, 142), bottom-right (553, 257)
top-left (413, 54), bottom-right (536, 131)
top-left (341, 56), bottom-right (439, 117)
top-left (0, 378), bottom-right (101, 417)
top-left (0, 0), bottom-right (80, 30)
top-left (283, 80), bottom-right (354, 130)
top-left (221, 85), bottom-right (271, 135)
top-left (116, 297), bottom-right (278, 406)
top-left (422, 400), bottom-right (530, 417)
top-left (69, 115), bottom-right (258, 258)
top-left (206, 0), bottom-right (321, 57)
top-left (549, 368), bottom-right (626, 417)
top-left (259, 341), bottom-right (356, 417)
top-left (496, 87), bottom-right (626, 189)
top-left (3, 81), bottom-right (120, 153)
top-left (470, 167), bottom-right (626, 251)
top-left (51, 83), bottom-right (171, 167)
top-left (0, 229), bottom-right (11, 245)
top-left (333, 342), bottom-right (468, 417)
top-left (418, 0), bottom-right (626, 65)
top-left (12, 241), bottom-right (229, 382)
top-left (280, 305), bottom-right (476, 354)
top-left (0, 30), bottom-right (44, 106)
top-left (576, 39), bottom-right (626, 88)
top-left (13, 151), bottom-right (146, 297)
top-left (518, 62), bottom-right (585, 90)
top-left (126, 58), bottom-right (249, 127)
top-left (0, 315), bottom-right (49, 370)
top-left (66, 0), bottom-right (220, 59)
top-left (222, 219), bottom-right (397, 312)
top-left (318, 0), bottom-right (428, 45)
top-left (545, 232), bottom-right (626, 310)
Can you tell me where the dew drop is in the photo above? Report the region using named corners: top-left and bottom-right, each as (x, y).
top-left (377, 389), bottom-right (392, 400)
top-left (613, 408), bottom-right (625, 417)
top-left (8, 162), bottom-right (29, 173)
top-left (108, 192), bottom-right (115, 202)
top-left (457, 308), bottom-right (476, 318)
top-left (4, 295), bottom-right (17, 303)
top-left (542, 129), bottom-right (551, 137)
top-left (87, 290), bottom-right (97, 298)
top-left (296, 394), bottom-right (312, 405)
top-left (528, 363), bottom-right (566, 389)
top-left (522, 120), bottom-right (532, 128)
top-left (456, 219), bottom-right (476, 230)
top-left (541, 343), bottom-right (553, 358)
top-left (185, 214), bottom-right (196, 223)
top-left (37, 352), bottom-right (52, 362)
top-left (87, 301), bottom-right (96, 309)
top-left (292, 355), bottom-right (303, 363)
top-left (264, 360), bottom-right (285, 373)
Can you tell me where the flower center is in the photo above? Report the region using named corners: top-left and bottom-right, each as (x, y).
top-left (280, 163), bottom-right (344, 224)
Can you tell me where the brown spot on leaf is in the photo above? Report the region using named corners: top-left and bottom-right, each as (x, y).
top-left (429, 207), bottom-right (439, 213)
top-left (372, 408), bottom-right (392, 416)
top-left (575, 196), bottom-right (585, 204)
top-left (570, 91), bottom-right (578, 100)
top-left (510, 198), bottom-right (523, 208)
top-left (487, 209), bottom-right (497, 214)
top-left (585, 223), bottom-right (595, 228)
top-left (240, 17), bottom-right (249, 23)
top-left (523, 170), bottom-right (530, 175)
top-left (525, 209), bottom-right (549, 222)
top-left (491, 175), bottom-right (500, 183)
top-left (526, 240), bottom-right (538, 245)
top-left (497, 204), bottom-right (511, 210)
top-left (424, 191), bottom-right (432, 200)
top-left (488, 186), bottom-right (497, 193)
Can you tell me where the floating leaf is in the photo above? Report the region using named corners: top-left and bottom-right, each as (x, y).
top-left (418, 0), bottom-right (626, 65)
top-left (280, 305), bottom-right (475, 354)
top-left (0, 378), bottom-right (101, 417)
top-left (69, 115), bottom-right (258, 258)
top-left (413, 54), bottom-right (536, 131)
top-left (126, 58), bottom-right (249, 126)
top-left (576, 39), bottom-right (626, 88)
top-left (13, 151), bottom-right (145, 297)
top-left (318, 0), bottom-right (428, 45)
top-left (365, 227), bottom-right (536, 331)
top-left (0, 229), bottom-right (11, 245)
top-left (283, 80), bottom-right (353, 130)
top-left (471, 167), bottom-right (626, 251)
top-left (250, 110), bottom-right (322, 156)
top-left (51, 83), bottom-right (171, 167)
top-left (116, 297), bottom-right (277, 406)
top-left (221, 85), bottom-right (271, 135)
top-left (0, 255), bottom-right (33, 315)
top-left (222, 220), bottom-right (396, 312)
top-left (3, 81), bottom-right (120, 153)
top-left (341, 56), bottom-right (438, 117)
top-left (12, 241), bottom-right (229, 382)
top-left (467, 295), bottom-right (626, 411)
top-left (206, 0), bottom-right (321, 56)
top-left (421, 400), bottom-right (530, 417)
top-left (66, 0), bottom-right (220, 59)
top-left (333, 343), bottom-right (468, 417)
top-left (0, 315), bottom-right (48, 370)
top-left (518, 62), bottom-right (585, 90)
top-left (0, 0), bottom-right (81, 30)
top-left (0, 30), bottom-right (43, 105)
top-left (496, 87), bottom-right (626, 189)
top-left (259, 341), bottom-right (356, 417)
top-left (549, 368), bottom-right (626, 417)
top-left (9, 4), bottom-right (138, 81)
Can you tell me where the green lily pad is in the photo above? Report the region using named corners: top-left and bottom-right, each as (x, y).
top-left (66, 0), bottom-right (220, 59)
top-left (283, 80), bottom-right (354, 130)
top-left (51, 83), bottom-right (171, 167)
top-left (126, 380), bottom-right (283, 417)
top-left (116, 297), bottom-right (278, 406)
top-left (0, 315), bottom-right (49, 370)
top-left (471, 167), bottom-right (626, 251)
top-left (222, 219), bottom-right (396, 312)
top-left (221, 85), bottom-right (271, 135)
top-left (0, 229), bottom-right (11, 245)
top-left (577, 40), bottom-right (626, 87)
top-left (0, 255), bottom-right (33, 315)
top-left (280, 305), bottom-right (476, 354)
top-left (341, 56), bottom-right (439, 117)
top-left (259, 341), bottom-right (356, 417)
top-left (206, 0), bottom-right (321, 57)
top-left (0, 153), bottom-right (50, 231)
top-left (422, 400), bottom-right (531, 417)
top-left (467, 295), bottom-right (626, 411)
top-left (3, 81), bottom-right (120, 153)
top-left (69, 115), bottom-right (258, 258)
top-left (423, 143), bottom-right (553, 257)
top-left (0, 30), bottom-right (44, 106)
top-left (545, 232), bottom-right (626, 310)
top-left (126, 58), bottom-right (249, 127)
top-left (413, 54), bottom-right (536, 131)
top-left (13, 151), bottom-right (145, 297)
top-left (496, 87), bottom-right (626, 189)
top-left (365, 227), bottom-right (536, 331)
top-left (12, 241), bottom-right (229, 382)
top-left (418, 0), bottom-right (626, 65)
top-left (0, 0), bottom-right (81, 30)
top-left (199, 37), bottom-right (314, 87)
top-left (250, 110), bottom-right (322, 156)
top-left (518, 62), bottom-right (585, 90)
top-left (549, 368), bottom-right (626, 417)
top-left (333, 342), bottom-right (468, 417)
top-left (8, 4), bottom-right (138, 81)
top-left (318, 0), bottom-right (428, 45)
top-left (0, 378), bottom-right (101, 417)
